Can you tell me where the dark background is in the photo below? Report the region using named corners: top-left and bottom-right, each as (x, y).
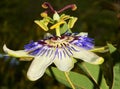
top-left (0, 0), bottom-right (120, 89)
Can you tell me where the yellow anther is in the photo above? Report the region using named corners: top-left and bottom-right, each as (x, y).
top-left (41, 12), bottom-right (48, 18)
top-left (50, 21), bottom-right (65, 30)
top-left (34, 20), bottom-right (49, 31)
top-left (68, 17), bottom-right (78, 28)
top-left (60, 15), bottom-right (70, 20)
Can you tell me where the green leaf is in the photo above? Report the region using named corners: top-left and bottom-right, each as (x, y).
top-left (112, 63), bottom-right (120, 89)
top-left (78, 62), bottom-right (99, 81)
top-left (107, 43), bottom-right (117, 54)
top-left (78, 62), bottom-right (109, 89)
top-left (101, 76), bottom-right (109, 89)
top-left (46, 67), bottom-right (93, 89)
top-left (60, 23), bottom-right (72, 34)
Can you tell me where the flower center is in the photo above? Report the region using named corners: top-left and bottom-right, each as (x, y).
top-left (40, 2), bottom-right (78, 37)
top-left (45, 36), bottom-right (74, 48)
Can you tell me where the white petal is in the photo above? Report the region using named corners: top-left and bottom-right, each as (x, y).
top-left (76, 32), bottom-right (88, 36)
top-left (27, 55), bottom-right (54, 81)
top-left (3, 44), bottom-right (34, 58)
top-left (72, 45), bottom-right (104, 64)
top-left (54, 49), bottom-right (74, 72)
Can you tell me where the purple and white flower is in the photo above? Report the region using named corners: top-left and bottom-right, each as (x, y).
top-left (3, 32), bottom-right (104, 81)
top-left (3, 2), bottom-right (104, 81)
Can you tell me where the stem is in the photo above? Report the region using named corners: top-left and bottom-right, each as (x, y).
top-left (64, 72), bottom-right (76, 89)
top-left (55, 26), bottom-right (61, 37)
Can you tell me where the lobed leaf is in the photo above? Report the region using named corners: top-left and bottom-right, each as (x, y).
top-left (78, 62), bottom-right (109, 89)
top-left (46, 67), bottom-right (93, 89)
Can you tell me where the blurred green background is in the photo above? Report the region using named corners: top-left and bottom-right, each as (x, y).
top-left (0, 0), bottom-right (120, 89)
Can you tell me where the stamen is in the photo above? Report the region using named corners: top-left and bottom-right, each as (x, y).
top-left (50, 21), bottom-right (65, 30)
top-left (57, 4), bottom-right (77, 13)
top-left (40, 11), bottom-right (48, 17)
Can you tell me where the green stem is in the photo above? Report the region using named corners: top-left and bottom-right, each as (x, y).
top-left (64, 72), bottom-right (76, 89)
top-left (55, 26), bottom-right (61, 37)
top-left (89, 46), bottom-right (107, 52)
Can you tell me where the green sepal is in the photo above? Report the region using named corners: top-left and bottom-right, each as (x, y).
top-left (60, 23), bottom-right (72, 34)
top-left (68, 17), bottom-right (78, 28)
top-left (107, 43), bottom-right (117, 54)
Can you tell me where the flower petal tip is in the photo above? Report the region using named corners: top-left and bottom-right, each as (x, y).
top-left (94, 57), bottom-right (104, 65)
top-left (27, 56), bottom-right (54, 81)
top-left (3, 44), bottom-right (34, 58)
top-left (3, 44), bottom-right (9, 53)
top-left (27, 73), bottom-right (39, 81)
